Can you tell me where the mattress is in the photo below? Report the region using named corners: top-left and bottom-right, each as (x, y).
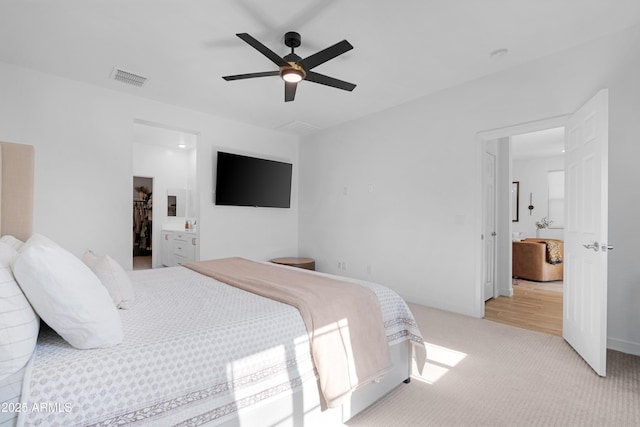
top-left (13, 265), bottom-right (422, 426)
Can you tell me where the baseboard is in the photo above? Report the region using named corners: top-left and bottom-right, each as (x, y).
top-left (608, 336), bottom-right (640, 356)
top-left (499, 288), bottom-right (513, 297)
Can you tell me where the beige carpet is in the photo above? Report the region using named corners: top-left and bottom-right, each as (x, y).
top-left (347, 303), bottom-right (640, 427)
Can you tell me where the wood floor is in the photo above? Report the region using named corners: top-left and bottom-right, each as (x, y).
top-left (484, 279), bottom-right (563, 336)
top-left (133, 255), bottom-right (152, 270)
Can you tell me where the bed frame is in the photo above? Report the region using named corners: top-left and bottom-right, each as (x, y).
top-left (0, 141), bottom-right (34, 427)
top-left (0, 141), bottom-right (34, 241)
top-left (0, 141), bottom-right (412, 426)
top-left (217, 341), bottom-right (411, 426)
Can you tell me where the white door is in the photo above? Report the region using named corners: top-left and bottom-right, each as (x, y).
top-left (563, 89), bottom-right (609, 376)
top-left (483, 150), bottom-right (497, 301)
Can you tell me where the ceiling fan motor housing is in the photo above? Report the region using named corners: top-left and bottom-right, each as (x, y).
top-left (282, 33), bottom-right (304, 82)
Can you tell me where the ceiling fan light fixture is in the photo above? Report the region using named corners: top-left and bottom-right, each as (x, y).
top-left (281, 68), bottom-right (304, 83)
top-left (222, 32), bottom-right (356, 102)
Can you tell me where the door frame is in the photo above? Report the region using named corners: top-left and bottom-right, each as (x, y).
top-left (475, 115), bottom-right (570, 318)
top-left (132, 119), bottom-right (200, 269)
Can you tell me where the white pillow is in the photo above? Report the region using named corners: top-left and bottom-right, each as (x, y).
top-left (0, 235), bottom-right (24, 252)
top-left (12, 234), bottom-right (123, 349)
top-left (83, 251), bottom-right (135, 309)
top-left (0, 242), bottom-right (39, 381)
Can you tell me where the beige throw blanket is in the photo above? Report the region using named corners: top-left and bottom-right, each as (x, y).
top-left (184, 257), bottom-right (391, 408)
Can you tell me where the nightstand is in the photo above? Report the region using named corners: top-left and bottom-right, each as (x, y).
top-left (271, 257), bottom-right (315, 271)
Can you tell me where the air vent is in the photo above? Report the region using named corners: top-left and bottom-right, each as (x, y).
top-left (276, 120), bottom-right (319, 135)
top-left (110, 68), bottom-right (148, 87)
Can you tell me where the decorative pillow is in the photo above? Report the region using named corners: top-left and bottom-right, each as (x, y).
top-left (0, 235), bottom-right (24, 252)
top-left (83, 251), bottom-right (135, 309)
top-left (12, 234), bottom-right (123, 349)
top-left (0, 242), bottom-right (39, 381)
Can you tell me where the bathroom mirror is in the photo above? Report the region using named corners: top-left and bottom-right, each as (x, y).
top-left (167, 188), bottom-right (186, 217)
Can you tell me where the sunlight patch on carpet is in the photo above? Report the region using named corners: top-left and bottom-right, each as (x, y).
top-left (411, 342), bottom-right (467, 384)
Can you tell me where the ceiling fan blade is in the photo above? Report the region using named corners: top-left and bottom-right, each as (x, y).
top-left (236, 33), bottom-right (288, 67)
top-left (305, 71), bottom-right (356, 91)
top-left (222, 71), bottom-right (279, 81)
top-left (284, 81), bottom-right (297, 102)
top-left (298, 40), bottom-right (353, 70)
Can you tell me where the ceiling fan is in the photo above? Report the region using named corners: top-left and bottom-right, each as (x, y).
top-left (222, 32), bottom-right (356, 102)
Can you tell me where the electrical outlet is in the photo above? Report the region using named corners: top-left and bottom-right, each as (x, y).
top-left (366, 264), bottom-right (372, 275)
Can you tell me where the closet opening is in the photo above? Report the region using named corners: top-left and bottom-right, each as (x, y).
top-left (133, 176), bottom-right (153, 270)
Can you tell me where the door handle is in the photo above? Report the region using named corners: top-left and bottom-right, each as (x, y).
top-left (583, 241), bottom-right (600, 251)
top-left (583, 241), bottom-right (614, 252)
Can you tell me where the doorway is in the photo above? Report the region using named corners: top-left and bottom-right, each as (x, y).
top-left (477, 115), bottom-right (569, 315)
top-left (132, 119), bottom-right (199, 269)
top-left (133, 176), bottom-right (153, 270)
top-left (484, 127), bottom-right (566, 334)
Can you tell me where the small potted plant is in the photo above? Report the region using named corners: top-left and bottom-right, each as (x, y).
top-left (535, 217), bottom-right (553, 237)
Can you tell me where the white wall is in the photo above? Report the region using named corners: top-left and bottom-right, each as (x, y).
top-left (606, 46), bottom-right (640, 355)
top-left (512, 155), bottom-right (564, 240)
top-left (0, 61), bottom-right (299, 269)
top-left (299, 24), bottom-right (640, 354)
top-left (187, 147), bottom-right (197, 223)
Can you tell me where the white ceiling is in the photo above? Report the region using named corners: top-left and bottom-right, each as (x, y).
top-left (2, 0), bottom-right (640, 135)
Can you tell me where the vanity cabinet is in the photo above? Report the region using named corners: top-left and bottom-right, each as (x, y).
top-left (161, 230), bottom-right (197, 267)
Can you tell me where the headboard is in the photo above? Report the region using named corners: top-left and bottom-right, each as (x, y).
top-left (0, 141), bottom-right (34, 241)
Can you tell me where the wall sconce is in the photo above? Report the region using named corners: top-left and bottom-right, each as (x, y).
top-left (528, 193), bottom-right (534, 215)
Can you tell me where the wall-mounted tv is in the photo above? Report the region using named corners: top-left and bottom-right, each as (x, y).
top-left (214, 151), bottom-right (292, 208)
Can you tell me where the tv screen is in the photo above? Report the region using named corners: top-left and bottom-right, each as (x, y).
top-left (214, 151), bottom-right (292, 208)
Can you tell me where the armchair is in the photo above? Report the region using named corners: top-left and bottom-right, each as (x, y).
top-left (512, 238), bottom-right (564, 282)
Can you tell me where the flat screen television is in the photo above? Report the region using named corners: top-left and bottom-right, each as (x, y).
top-left (214, 151), bottom-right (292, 208)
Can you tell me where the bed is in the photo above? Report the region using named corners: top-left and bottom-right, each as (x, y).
top-left (0, 141), bottom-right (425, 426)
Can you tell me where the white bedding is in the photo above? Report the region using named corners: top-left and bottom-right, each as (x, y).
top-left (15, 266), bottom-right (423, 426)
